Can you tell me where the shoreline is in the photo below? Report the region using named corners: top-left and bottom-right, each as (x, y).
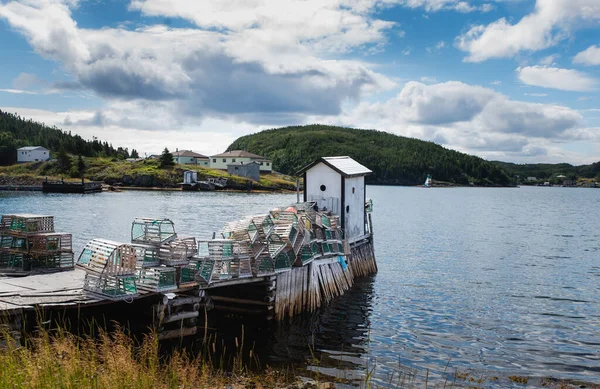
top-left (0, 184), bottom-right (297, 194)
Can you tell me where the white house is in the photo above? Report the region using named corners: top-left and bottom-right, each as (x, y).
top-left (17, 146), bottom-right (50, 163)
top-left (298, 156), bottom-right (372, 240)
top-left (173, 150), bottom-right (210, 166)
top-left (210, 150), bottom-right (272, 172)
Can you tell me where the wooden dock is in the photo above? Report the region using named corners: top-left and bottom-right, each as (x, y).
top-left (42, 178), bottom-right (102, 194)
top-left (0, 156), bottom-right (379, 341)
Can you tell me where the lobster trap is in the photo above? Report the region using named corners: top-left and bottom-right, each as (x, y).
top-left (131, 218), bottom-right (177, 245)
top-left (136, 266), bottom-right (178, 292)
top-left (0, 214), bottom-right (54, 234)
top-left (0, 214), bottom-right (74, 275)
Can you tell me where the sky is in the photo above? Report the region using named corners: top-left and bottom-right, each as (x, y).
top-left (0, 0), bottom-right (599, 164)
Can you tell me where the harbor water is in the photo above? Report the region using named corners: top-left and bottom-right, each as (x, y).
top-left (1, 186), bottom-right (598, 385)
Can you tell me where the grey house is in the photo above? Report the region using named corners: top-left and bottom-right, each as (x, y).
top-left (227, 161), bottom-right (260, 182)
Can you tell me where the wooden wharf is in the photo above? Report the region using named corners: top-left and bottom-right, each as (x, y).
top-left (0, 157), bottom-right (378, 341)
top-left (42, 178), bottom-right (103, 194)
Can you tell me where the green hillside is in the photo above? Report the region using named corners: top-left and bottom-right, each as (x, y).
top-left (228, 125), bottom-right (512, 186)
top-left (493, 161), bottom-right (600, 183)
top-left (0, 109), bottom-right (135, 165)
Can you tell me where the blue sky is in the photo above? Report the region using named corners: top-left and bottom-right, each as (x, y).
top-left (0, 0), bottom-right (599, 163)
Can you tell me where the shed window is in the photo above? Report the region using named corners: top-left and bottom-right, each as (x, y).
top-left (352, 187), bottom-right (355, 194)
top-left (232, 158), bottom-right (236, 162)
top-left (213, 158), bottom-right (216, 163)
top-left (346, 205), bottom-right (350, 213)
top-left (320, 185), bottom-right (326, 191)
top-left (223, 158), bottom-right (226, 162)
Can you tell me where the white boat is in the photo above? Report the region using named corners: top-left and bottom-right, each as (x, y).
top-left (423, 174), bottom-right (432, 187)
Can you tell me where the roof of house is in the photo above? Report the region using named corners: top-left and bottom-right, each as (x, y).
top-left (211, 150), bottom-right (267, 159)
top-left (227, 161), bottom-right (260, 167)
top-left (173, 150), bottom-right (209, 158)
top-left (297, 156), bottom-right (372, 177)
top-left (18, 146), bottom-right (49, 151)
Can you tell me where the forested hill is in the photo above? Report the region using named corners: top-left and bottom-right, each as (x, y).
top-left (0, 110), bottom-right (133, 165)
top-left (227, 125), bottom-right (512, 186)
top-left (493, 161), bottom-right (600, 181)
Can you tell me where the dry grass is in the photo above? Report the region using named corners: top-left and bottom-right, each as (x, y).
top-left (0, 326), bottom-right (292, 389)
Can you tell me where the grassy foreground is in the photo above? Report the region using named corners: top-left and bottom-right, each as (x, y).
top-left (1, 326), bottom-right (598, 389)
top-left (0, 327), bottom-right (294, 389)
top-left (0, 158), bottom-right (297, 191)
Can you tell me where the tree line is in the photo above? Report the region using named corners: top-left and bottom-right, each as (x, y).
top-left (0, 110), bottom-right (138, 165)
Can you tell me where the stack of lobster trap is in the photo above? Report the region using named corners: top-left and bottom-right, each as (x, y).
top-left (77, 218), bottom-right (198, 300)
top-left (194, 201), bottom-right (347, 286)
top-left (0, 214), bottom-right (74, 275)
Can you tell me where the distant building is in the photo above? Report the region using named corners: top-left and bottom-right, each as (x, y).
top-left (556, 174), bottom-right (567, 179)
top-left (125, 158), bottom-right (144, 163)
top-left (526, 176), bottom-right (537, 181)
top-left (17, 146), bottom-right (50, 163)
top-left (210, 150), bottom-right (272, 172)
top-left (173, 150), bottom-right (210, 166)
top-left (227, 161), bottom-right (261, 182)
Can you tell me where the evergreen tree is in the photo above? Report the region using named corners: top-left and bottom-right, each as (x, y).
top-left (131, 149), bottom-right (139, 158)
top-left (159, 148), bottom-right (175, 168)
top-left (77, 155), bottom-right (86, 178)
top-left (56, 148), bottom-right (72, 173)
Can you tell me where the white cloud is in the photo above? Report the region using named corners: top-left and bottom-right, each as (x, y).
top-left (319, 80), bottom-right (588, 162)
top-left (394, 0), bottom-right (493, 13)
top-left (490, 80), bottom-right (501, 85)
top-left (517, 66), bottom-right (598, 92)
top-left (426, 40), bottom-right (446, 53)
top-left (401, 47), bottom-right (412, 55)
top-left (524, 92), bottom-right (548, 97)
top-left (1, 104), bottom-right (264, 157)
top-left (420, 76), bottom-right (437, 83)
top-left (539, 54), bottom-right (559, 66)
top-left (0, 0), bottom-right (397, 122)
top-left (456, 0), bottom-right (600, 62)
top-left (573, 45), bottom-right (600, 66)
top-left (0, 88), bottom-right (39, 95)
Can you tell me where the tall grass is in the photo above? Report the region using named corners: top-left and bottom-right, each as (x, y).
top-left (0, 325), bottom-right (290, 389)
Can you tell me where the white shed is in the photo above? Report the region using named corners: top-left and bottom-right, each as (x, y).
top-left (298, 156), bottom-right (372, 240)
top-left (17, 146), bottom-right (50, 163)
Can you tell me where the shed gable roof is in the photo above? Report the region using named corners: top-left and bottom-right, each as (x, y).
top-left (18, 146), bottom-right (48, 151)
top-left (173, 150), bottom-right (209, 158)
top-left (298, 156), bottom-right (372, 177)
top-left (211, 150), bottom-right (267, 159)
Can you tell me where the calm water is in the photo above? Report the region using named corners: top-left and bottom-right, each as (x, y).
top-left (1, 187), bottom-right (599, 385)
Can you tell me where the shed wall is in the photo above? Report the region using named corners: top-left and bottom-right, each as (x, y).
top-left (305, 163), bottom-right (342, 215)
top-left (344, 176), bottom-right (365, 239)
top-left (17, 149), bottom-right (50, 163)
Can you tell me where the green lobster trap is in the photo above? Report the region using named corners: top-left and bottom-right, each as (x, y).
top-left (136, 266), bottom-right (178, 292)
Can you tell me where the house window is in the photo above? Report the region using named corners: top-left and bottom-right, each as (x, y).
top-left (213, 158), bottom-right (216, 163)
top-left (260, 162), bottom-right (263, 165)
top-left (320, 185), bottom-right (326, 191)
top-left (223, 158), bottom-right (226, 162)
top-left (232, 158), bottom-right (236, 162)
top-left (352, 187), bottom-right (355, 194)
top-left (346, 205), bottom-right (350, 213)
top-left (266, 162), bottom-right (270, 166)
